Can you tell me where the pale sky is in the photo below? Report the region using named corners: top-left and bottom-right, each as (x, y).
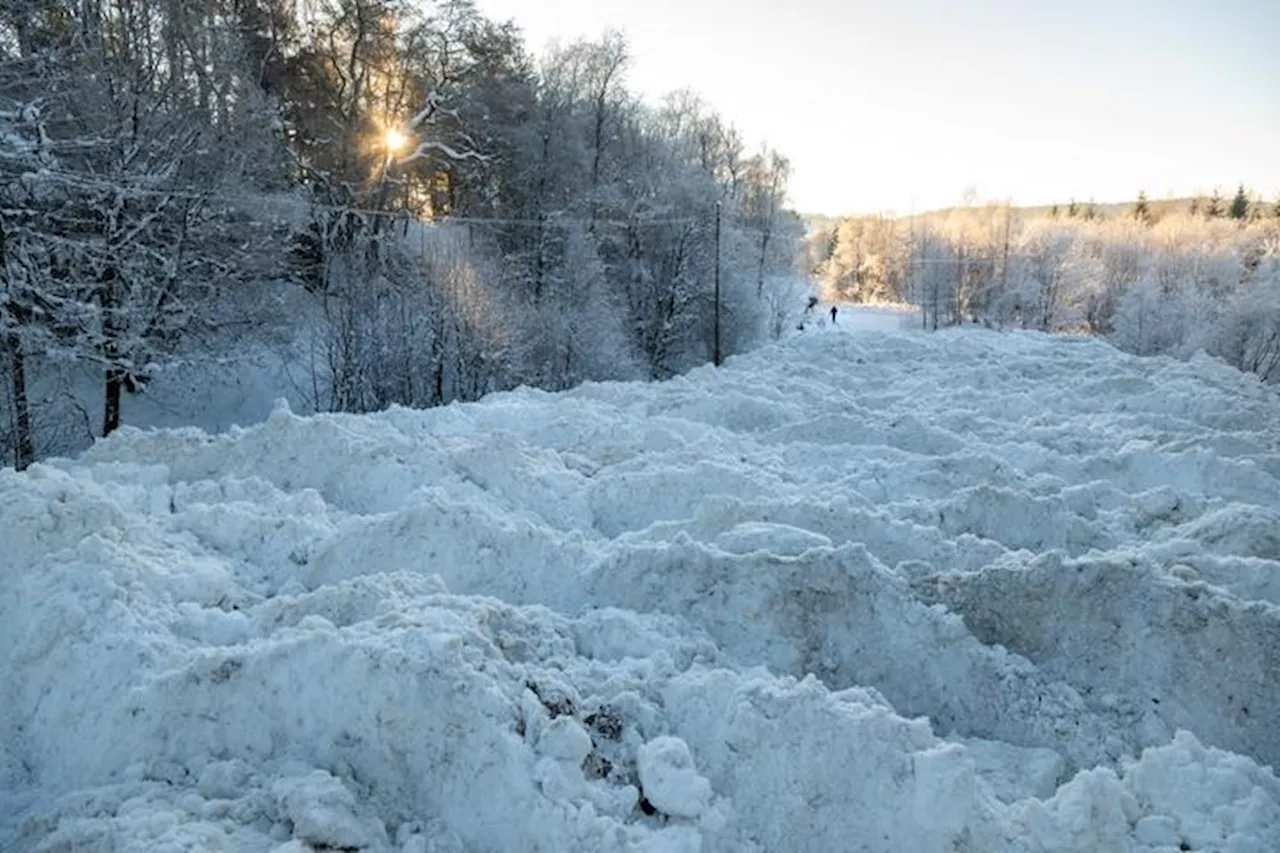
top-left (472, 0), bottom-right (1280, 216)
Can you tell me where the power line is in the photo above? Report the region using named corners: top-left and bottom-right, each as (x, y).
top-left (2, 168), bottom-right (789, 234)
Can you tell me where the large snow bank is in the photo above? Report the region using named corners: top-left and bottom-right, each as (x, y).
top-left (3, 316), bottom-right (1278, 851)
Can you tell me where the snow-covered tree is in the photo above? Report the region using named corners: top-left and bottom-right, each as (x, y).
top-left (3, 2), bottom-right (810, 463)
top-left (0, 0), bottom-right (289, 452)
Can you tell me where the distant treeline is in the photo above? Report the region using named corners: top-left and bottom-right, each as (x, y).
top-left (807, 192), bottom-right (1280, 383)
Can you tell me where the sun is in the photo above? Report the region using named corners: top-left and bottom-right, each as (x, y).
top-left (384, 128), bottom-right (408, 155)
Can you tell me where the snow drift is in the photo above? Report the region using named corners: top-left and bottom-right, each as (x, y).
top-left (3, 311), bottom-right (1279, 852)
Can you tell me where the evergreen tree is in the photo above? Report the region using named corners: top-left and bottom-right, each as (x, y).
top-left (1205, 189), bottom-right (1223, 218)
top-left (1133, 190), bottom-right (1151, 224)
top-left (1228, 184), bottom-right (1250, 220)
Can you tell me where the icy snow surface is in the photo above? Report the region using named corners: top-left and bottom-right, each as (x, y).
top-left (3, 308), bottom-right (1279, 852)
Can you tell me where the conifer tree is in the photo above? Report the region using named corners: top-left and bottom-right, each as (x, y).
top-left (1205, 189), bottom-right (1223, 218)
top-left (1133, 190), bottom-right (1151, 224)
top-left (1228, 184), bottom-right (1250, 220)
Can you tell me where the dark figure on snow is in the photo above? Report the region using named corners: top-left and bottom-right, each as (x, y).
top-left (830, 305), bottom-right (838, 324)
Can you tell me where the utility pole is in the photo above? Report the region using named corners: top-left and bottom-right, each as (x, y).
top-left (713, 200), bottom-right (722, 366)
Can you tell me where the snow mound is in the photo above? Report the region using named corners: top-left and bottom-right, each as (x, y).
top-left (636, 737), bottom-right (714, 820)
top-left (4, 313), bottom-right (1279, 851)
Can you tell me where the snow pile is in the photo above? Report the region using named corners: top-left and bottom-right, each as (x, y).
top-left (636, 737), bottom-right (713, 820)
top-left (3, 313), bottom-right (1279, 851)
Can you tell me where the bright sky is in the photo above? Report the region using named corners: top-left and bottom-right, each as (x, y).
top-left (472, 0), bottom-right (1280, 216)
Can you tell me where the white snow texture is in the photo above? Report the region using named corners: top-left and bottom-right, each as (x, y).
top-left (2, 309), bottom-right (1279, 852)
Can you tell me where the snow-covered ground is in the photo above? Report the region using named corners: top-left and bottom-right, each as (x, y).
top-left (3, 309), bottom-right (1279, 852)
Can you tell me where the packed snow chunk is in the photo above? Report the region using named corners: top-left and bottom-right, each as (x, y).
top-left (1008, 731), bottom-right (1280, 852)
top-left (1171, 503), bottom-right (1280, 560)
top-left (636, 737), bottom-right (713, 820)
top-left (272, 770), bottom-right (388, 850)
top-left (570, 607), bottom-right (719, 668)
top-left (917, 552), bottom-right (1280, 769)
top-left (953, 737), bottom-right (1065, 801)
top-left (537, 716), bottom-right (594, 764)
top-left (5, 780), bottom-right (283, 853)
top-left (197, 759), bottom-right (252, 800)
top-left (712, 521), bottom-right (832, 556)
top-left (1121, 731), bottom-right (1280, 851)
top-left (1133, 814), bottom-right (1180, 847)
top-left (594, 539), bottom-right (1122, 770)
top-left (1011, 766), bottom-right (1139, 850)
top-left (662, 669), bottom-right (1008, 852)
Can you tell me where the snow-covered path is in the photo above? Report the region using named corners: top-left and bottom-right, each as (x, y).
top-left (831, 302), bottom-right (920, 333)
top-left (3, 312), bottom-right (1279, 851)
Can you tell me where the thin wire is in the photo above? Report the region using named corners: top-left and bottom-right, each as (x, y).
top-left (0, 168), bottom-right (751, 230)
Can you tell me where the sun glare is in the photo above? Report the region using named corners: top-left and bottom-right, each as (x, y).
top-left (384, 128), bottom-right (408, 155)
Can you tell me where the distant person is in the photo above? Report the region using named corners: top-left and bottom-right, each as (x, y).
top-left (830, 305), bottom-right (838, 324)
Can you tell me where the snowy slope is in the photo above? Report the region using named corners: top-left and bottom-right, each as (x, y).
top-left (3, 311), bottom-right (1279, 852)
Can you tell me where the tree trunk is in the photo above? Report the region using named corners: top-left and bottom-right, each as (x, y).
top-left (592, 99), bottom-right (605, 189)
top-left (103, 365), bottom-right (125, 437)
top-left (99, 262), bottom-right (124, 436)
top-left (5, 335), bottom-right (35, 470)
top-left (534, 213), bottom-right (546, 303)
top-left (757, 230), bottom-right (770, 298)
top-left (1, 221), bottom-right (35, 469)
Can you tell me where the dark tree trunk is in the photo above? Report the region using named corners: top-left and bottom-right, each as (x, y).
top-left (757, 230), bottom-right (770, 298)
top-left (103, 365), bottom-right (125, 437)
top-left (100, 263), bottom-right (124, 436)
top-left (1, 223), bottom-right (35, 469)
top-left (6, 335), bottom-right (35, 470)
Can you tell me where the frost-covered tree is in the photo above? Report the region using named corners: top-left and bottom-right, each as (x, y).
top-left (2, 2), bottom-right (809, 462)
top-left (1077, 223), bottom-right (1148, 335)
top-left (812, 199), bottom-right (1279, 384)
top-left (819, 215), bottom-right (905, 304)
top-left (481, 42), bottom-right (799, 379)
top-left (0, 0), bottom-right (290, 456)
top-left (1211, 272), bottom-right (1280, 382)
top-left (0, 98), bottom-right (47, 469)
top-left (910, 226), bottom-right (958, 331)
top-left (302, 222), bottom-right (515, 413)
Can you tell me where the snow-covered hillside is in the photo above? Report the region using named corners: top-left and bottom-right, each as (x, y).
top-left (3, 310), bottom-right (1279, 852)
